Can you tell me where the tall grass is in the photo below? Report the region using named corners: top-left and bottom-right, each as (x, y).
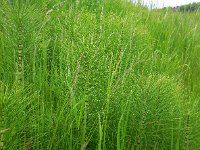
top-left (0, 0), bottom-right (200, 149)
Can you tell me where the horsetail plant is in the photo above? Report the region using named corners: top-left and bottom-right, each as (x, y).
top-left (0, 0), bottom-right (200, 149)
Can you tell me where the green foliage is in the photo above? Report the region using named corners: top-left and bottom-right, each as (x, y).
top-left (163, 2), bottom-right (200, 12)
top-left (0, 0), bottom-right (200, 149)
top-left (177, 2), bottom-right (200, 12)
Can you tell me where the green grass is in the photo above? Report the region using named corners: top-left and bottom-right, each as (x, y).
top-left (0, 0), bottom-right (200, 149)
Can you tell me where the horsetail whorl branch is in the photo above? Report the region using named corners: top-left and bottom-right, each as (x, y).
top-left (17, 24), bottom-right (23, 81)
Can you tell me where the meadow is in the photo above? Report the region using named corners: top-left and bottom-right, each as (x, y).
top-left (0, 0), bottom-right (200, 149)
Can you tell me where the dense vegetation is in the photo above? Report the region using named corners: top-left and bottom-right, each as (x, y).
top-left (0, 0), bottom-right (200, 149)
top-left (164, 2), bottom-right (200, 12)
top-left (178, 2), bottom-right (200, 12)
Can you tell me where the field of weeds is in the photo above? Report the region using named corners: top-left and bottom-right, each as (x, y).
top-left (0, 0), bottom-right (200, 149)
